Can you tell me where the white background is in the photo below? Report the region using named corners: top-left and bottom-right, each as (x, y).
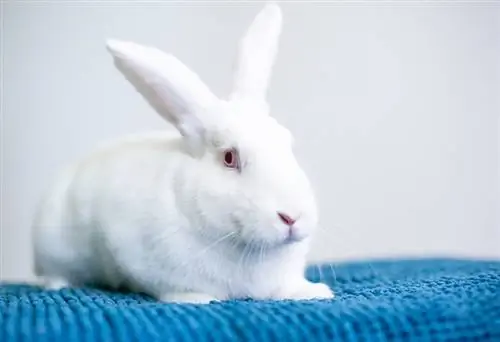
top-left (2, 2), bottom-right (499, 281)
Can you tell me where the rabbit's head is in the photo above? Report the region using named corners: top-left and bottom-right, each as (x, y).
top-left (107, 3), bottom-right (318, 248)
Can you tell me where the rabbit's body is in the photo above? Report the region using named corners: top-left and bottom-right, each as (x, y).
top-left (33, 3), bottom-right (334, 303)
top-left (34, 132), bottom-right (317, 301)
top-left (34, 133), bottom-right (186, 290)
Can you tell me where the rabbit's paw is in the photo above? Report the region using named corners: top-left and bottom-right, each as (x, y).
top-left (42, 277), bottom-right (71, 291)
top-left (158, 292), bottom-right (218, 304)
top-left (285, 281), bottom-right (334, 301)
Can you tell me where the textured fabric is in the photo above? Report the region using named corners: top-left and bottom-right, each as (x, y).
top-left (1, 258), bottom-right (499, 342)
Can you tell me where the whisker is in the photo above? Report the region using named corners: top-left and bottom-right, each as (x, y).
top-left (318, 224), bottom-right (383, 280)
top-left (236, 239), bottom-right (252, 279)
top-left (259, 244), bottom-right (264, 268)
top-left (243, 243), bottom-right (255, 268)
top-left (317, 264), bottom-right (324, 284)
top-left (328, 263), bottom-right (337, 284)
top-left (170, 231), bottom-right (237, 273)
top-left (147, 227), bottom-right (183, 248)
top-left (195, 231), bottom-right (237, 258)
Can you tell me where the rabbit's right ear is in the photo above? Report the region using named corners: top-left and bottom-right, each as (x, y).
top-left (229, 3), bottom-right (283, 107)
top-left (106, 40), bottom-right (218, 154)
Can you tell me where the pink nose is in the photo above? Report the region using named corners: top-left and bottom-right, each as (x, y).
top-left (278, 212), bottom-right (296, 226)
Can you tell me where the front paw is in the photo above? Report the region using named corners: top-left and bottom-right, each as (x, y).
top-left (287, 281), bottom-right (335, 301)
top-left (41, 276), bottom-right (71, 291)
top-left (158, 292), bottom-right (218, 304)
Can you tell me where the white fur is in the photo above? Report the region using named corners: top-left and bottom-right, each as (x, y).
top-left (32, 3), bottom-right (334, 304)
top-left (230, 2), bottom-right (282, 104)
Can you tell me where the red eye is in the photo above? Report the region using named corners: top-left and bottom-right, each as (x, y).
top-left (223, 148), bottom-right (239, 170)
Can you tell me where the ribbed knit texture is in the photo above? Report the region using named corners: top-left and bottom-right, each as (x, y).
top-left (1, 258), bottom-right (499, 341)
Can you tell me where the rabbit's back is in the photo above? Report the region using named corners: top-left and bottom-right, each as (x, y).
top-left (32, 132), bottom-right (189, 287)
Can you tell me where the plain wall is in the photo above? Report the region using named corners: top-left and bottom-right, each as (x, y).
top-left (2, 2), bottom-right (499, 281)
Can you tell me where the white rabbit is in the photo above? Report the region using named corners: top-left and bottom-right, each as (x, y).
top-left (32, 3), bottom-right (334, 304)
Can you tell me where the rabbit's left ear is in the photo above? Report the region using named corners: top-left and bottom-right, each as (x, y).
top-left (229, 3), bottom-right (283, 108)
top-left (106, 40), bottom-right (218, 155)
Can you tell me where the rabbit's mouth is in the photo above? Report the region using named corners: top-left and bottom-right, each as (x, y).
top-left (283, 232), bottom-right (306, 245)
top-left (228, 212), bottom-right (309, 249)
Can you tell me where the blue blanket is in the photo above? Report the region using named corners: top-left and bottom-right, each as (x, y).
top-left (1, 258), bottom-right (499, 341)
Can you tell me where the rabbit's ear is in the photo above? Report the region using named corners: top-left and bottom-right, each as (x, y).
top-left (229, 3), bottom-right (282, 106)
top-left (106, 40), bottom-right (217, 151)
